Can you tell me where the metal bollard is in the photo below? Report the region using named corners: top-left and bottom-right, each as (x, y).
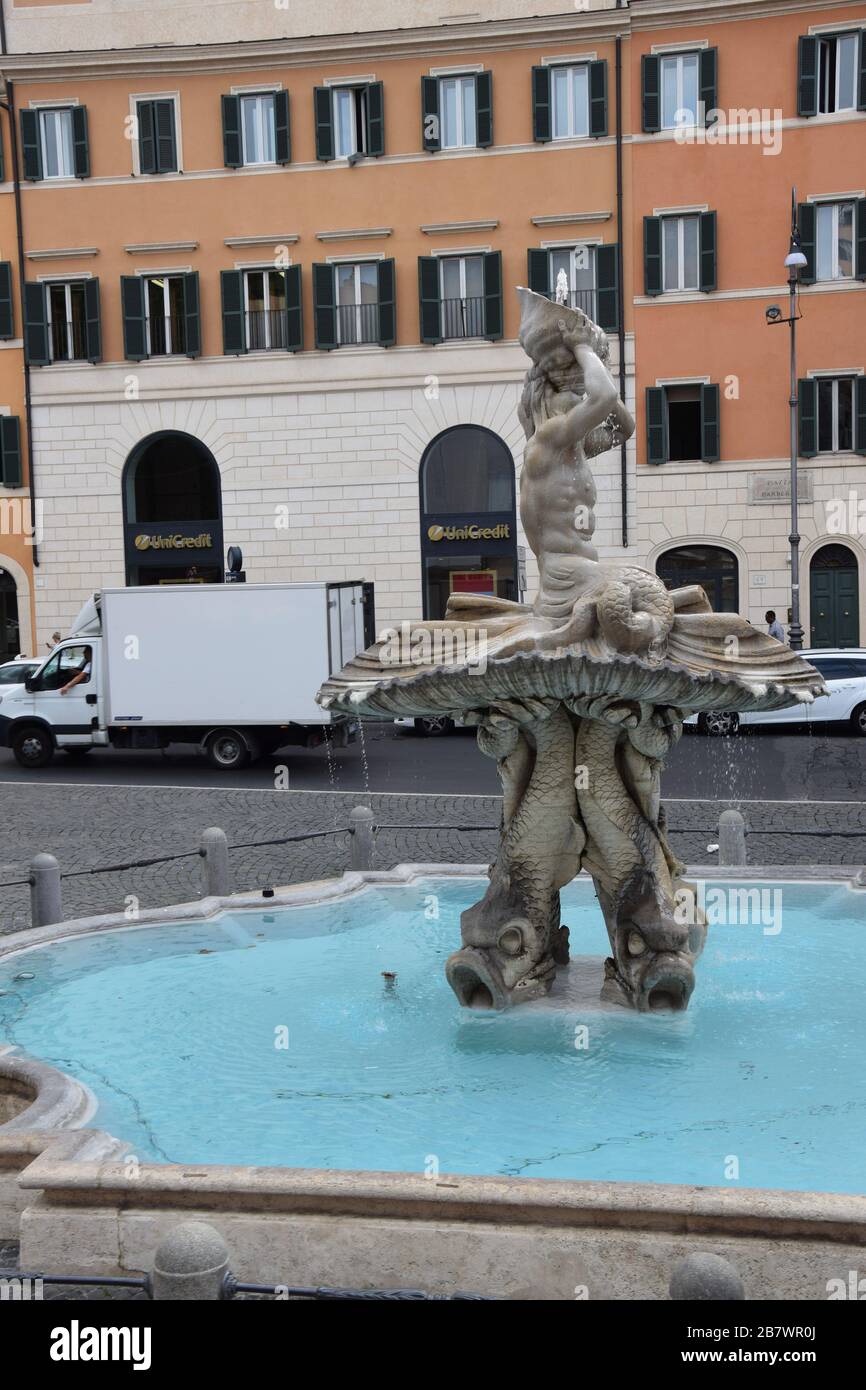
top-left (718, 809), bottom-right (746, 867)
top-left (200, 827), bottom-right (230, 897)
top-left (29, 852), bottom-right (62, 928)
top-left (150, 1221), bottom-right (231, 1300)
top-left (349, 805), bottom-right (375, 870)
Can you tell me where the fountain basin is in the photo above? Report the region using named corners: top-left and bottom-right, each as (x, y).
top-left (1, 871), bottom-right (864, 1195)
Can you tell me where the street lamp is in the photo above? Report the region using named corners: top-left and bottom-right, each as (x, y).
top-left (766, 188), bottom-right (807, 650)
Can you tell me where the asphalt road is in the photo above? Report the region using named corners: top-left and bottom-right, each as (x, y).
top-left (0, 720), bottom-right (863, 801)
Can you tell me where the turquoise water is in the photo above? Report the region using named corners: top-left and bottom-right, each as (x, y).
top-left (0, 878), bottom-right (864, 1192)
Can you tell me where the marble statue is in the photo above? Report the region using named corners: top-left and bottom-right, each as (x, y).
top-left (318, 289), bottom-right (824, 1013)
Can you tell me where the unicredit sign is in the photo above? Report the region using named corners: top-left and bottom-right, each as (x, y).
top-left (427, 523), bottom-right (511, 542)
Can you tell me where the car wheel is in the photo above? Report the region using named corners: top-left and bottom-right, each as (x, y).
top-left (415, 715), bottom-right (454, 737)
top-left (11, 724), bottom-right (54, 768)
top-left (205, 729), bottom-right (249, 770)
top-left (698, 710), bottom-right (740, 737)
top-left (851, 704), bottom-right (866, 737)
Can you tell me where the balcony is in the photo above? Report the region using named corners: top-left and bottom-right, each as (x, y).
top-left (146, 314), bottom-right (187, 357)
top-left (49, 318), bottom-right (89, 363)
top-left (546, 287), bottom-right (598, 319)
top-left (245, 308), bottom-right (290, 351)
top-left (440, 296), bottom-right (485, 340)
top-left (336, 301), bottom-right (380, 346)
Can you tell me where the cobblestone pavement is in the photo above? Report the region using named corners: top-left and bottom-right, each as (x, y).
top-left (1, 783), bottom-right (864, 935)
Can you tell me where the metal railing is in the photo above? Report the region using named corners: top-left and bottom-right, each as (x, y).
top-left (545, 287), bottom-right (598, 318)
top-left (336, 301), bottom-right (380, 345)
top-left (440, 295), bottom-right (485, 339)
top-left (147, 313), bottom-right (187, 357)
top-left (246, 307), bottom-right (290, 351)
top-left (49, 318), bottom-right (89, 363)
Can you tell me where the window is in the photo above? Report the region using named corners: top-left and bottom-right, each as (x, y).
top-left (816, 202), bottom-right (854, 280)
top-left (240, 93), bottom-right (276, 164)
top-left (335, 262), bottom-right (379, 345)
top-left (243, 269), bottom-right (288, 350)
top-left (136, 99), bottom-right (178, 175)
top-left (660, 52), bottom-right (699, 128)
top-left (33, 645), bottom-right (91, 692)
top-left (440, 76), bottom-right (476, 148)
top-left (666, 385), bottom-right (702, 460)
top-left (314, 82), bottom-right (383, 161)
top-left (144, 276), bottom-right (188, 355)
top-left (818, 32), bottom-right (859, 113)
top-left (39, 108), bottom-right (75, 178)
top-left (662, 215), bottom-right (700, 291)
top-left (548, 246), bottom-right (597, 317)
top-left (810, 657), bottom-right (865, 679)
top-left (646, 383), bottom-right (720, 464)
top-left (46, 281), bottom-right (88, 362)
top-left (439, 256), bottom-right (484, 338)
top-left (817, 377), bottom-right (854, 452)
top-left (551, 65), bottom-right (589, 138)
top-left (333, 87), bottom-right (368, 158)
top-left (656, 545), bottom-right (739, 613)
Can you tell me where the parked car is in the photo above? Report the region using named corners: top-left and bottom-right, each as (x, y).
top-left (688, 649), bottom-right (866, 736)
top-left (0, 657), bottom-right (40, 686)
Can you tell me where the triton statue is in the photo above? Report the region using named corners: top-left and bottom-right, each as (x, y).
top-left (318, 289), bottom-right (823, 1014)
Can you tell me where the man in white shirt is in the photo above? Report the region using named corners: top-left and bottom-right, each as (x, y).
top-left (765, 610), bottom-right (786, 643)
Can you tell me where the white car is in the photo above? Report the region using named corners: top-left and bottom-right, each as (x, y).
top-left (688, 649), bottom-right (866, 736)
top-left (0, 657), bottom-right (41, 687)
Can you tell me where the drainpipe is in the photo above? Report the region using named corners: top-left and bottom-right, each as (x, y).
top-left (615, 33), bottom-right (628, 549)
top-left (2, 79), bottom-right (39, 566)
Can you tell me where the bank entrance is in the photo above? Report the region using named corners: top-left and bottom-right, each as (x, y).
top-left (123, 432), bottom-right (223, 585)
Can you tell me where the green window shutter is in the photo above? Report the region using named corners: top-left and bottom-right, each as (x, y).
top-left (475, 71), bottom-right (493, 147)
top-left (23, 282), bottom-right (49, 365)
top-left (121, 275), bottom-right (147, 360)
top-left (72, 106), bottom-right (90, 178)
top-left (285, 264), bottom-right (303, 351)
top-left (641, 54), bottom-right (660, 133)
top-left (527, 248), bottom-right (550, 297)
top-left (0, 262), bottom-right (13, 339)
top-left (220, 269), bottom-right (245, 354)
top-left (137, 101), bottom-right (157, 174)
top-left (20, 109), bottom-right (42, 181)
top-left (84, 278), bottom-right (101, 362)
top-left (274, 90), bottom-right (291, 165)
top-left (155, 100), bottom-right (177, 173)
top-left (859, 30), bottom-right (866, 111)
top-left (483, 251), bottom-right (503, 341)
top-left (699, 211), bottom-right (717, 292)
top-left (377, 259), bottom-right (396, 346)
top-left (183, 273), bottom-right (200, 357)
top-left (854, 376), bottom-right (866, 455)
top-left (418, 256), bottom-right (441, 344)
top-left (856, 198), bottom-right (866, 280)
top-left (422, 77), bottom-right (440, 152)
top-left (797, 36), bottom-right (818, 117)
top-left (595, 244), bottom-right (619, 332)
top-left (312, 263), bottom-right (336, 349)
top-left (222, 95), bottom-right (242, 168)
top-left (646, 386), bottom-right (667, 465)
top-left (0, 127), bottom-right (4, 183)
top-left (643, 216), bottom-right (662, 296)
top-left (532, 66), bottom-right (551, 142)
top-left (797, 202), bottom-right (815, 284)
top-left (700, 383), bottom-right (720, 462)
top-left (589, 60), bottom-right (608, 138)
top-left (699, 48), bottom-right (717, 122)
top-left (798, 378), bottom-right (817, 457)
top-left (0, 416), bottom-right (22, 489)
top-left (314, 87), bottom-right (334, 162)
top-left (365, 82), bottom-right (385, 157)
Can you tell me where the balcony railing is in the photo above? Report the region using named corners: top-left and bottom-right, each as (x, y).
top-left (146, 314), bottom-right (187, 357)
top-left (336, 301), bottom-right (380, 346)
top-left (49, 318), bottom-right (89, 363)
top-left (546, 287), bottom-right (598, 319)
top-left (245, 308), bottom-right (290, 351)
top-left (441, 296), bottom-right (485, 340)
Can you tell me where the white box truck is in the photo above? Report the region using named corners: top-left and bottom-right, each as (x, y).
top-left (0, 581), bottom-right (369, 771)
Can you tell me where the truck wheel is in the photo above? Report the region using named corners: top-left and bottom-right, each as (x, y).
top-left (12, 725), bottom-right (54, 769)
top-left (205, 730), bottom-right (249, 771)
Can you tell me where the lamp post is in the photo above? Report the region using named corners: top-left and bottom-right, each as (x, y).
top-left (767, 189), bottom-right (808, 650)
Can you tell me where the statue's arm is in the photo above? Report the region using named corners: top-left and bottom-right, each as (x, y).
top-left (542, 345), bottom-right (620, 451)
top-left (585, 398), bottom-right (636, 458)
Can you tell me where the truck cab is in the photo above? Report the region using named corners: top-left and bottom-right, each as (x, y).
top-left (0, 637), bottom-right (106, 766)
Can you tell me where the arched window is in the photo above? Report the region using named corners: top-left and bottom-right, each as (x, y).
top-left (0, 568), bottom-right (20, 659)
top-left (656, 544), bottom-right (739, 613)
top-left (122, 431), bottom-right (223, 585)
top-left (810, 543), bottom-right (859, 648)
top-left (419, 426), bottom-right (518, 620)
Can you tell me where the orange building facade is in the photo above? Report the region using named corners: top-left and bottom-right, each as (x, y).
top-left (0, 0), bottom-right (862, 654)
